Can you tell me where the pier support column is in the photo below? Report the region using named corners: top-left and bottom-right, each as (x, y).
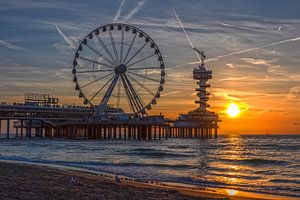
top-left (137, 126), bottom-right (141, 140)
top-left (99, 126), bottom-right (103, 139)
top-left (40, 121), bottom-right (43, 138)
top-left (214, 128), bottom-right (218, 139)
top-left (128, 127), bottom-right (132, 140)
top-left (6, 119), bottom-right (10, 139)
top-left (205, 128), bottom-right (209, 139)
top-left (165, 127), bottom-right (168, 139)
top-left (103, 126), bottom-right (107, 139)
top-left (0, 119), bottom-right (1, 138)
top-left (20, 120), bottom-right (23, 139)
top-left (133, 126), bottom-right (137, 140)
top-left (113, 127), bottom-right (117, 139)
top-left (159, 126), bottom-right (162, 140)
top-left (84, 126), bottom-right (87, 139)
top-left (118, 126), bottom-right (121, 140)
top-left (107, 127), bottom-right (111, 140)
top-left (147, 126), bottom-right (151, 140)
top-left (29, 119), bottom-right (32, 139)
top-left (124, 126), bottom-right (127, 140)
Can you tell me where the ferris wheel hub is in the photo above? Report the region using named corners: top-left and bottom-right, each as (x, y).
top-left (114, 63), bottom-right (127, 74)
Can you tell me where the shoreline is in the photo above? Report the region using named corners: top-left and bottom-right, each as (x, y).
top-left (0, 160), bottom-right (298, 200)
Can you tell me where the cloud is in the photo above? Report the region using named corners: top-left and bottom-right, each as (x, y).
top-left (286, 85), bottom-right (300, 101)
top-left (55, 23), bottom-right (77, 49)
top-left (241, 58), bottom-right (273, 65)
top-left (226, 63), bottom-right (235, 68)
top-left (267, 65), bottom-right (283, 75)
top-left (0, 39), bottom-right (28, 51)
top-left (167, 71), bottom-right (191, 81)
top-left (123, 0), bottom-right (147, 22)
top-left (212, 90), bottom-right (240, 101)
top-left (220, 77), bottom-right (249, 81)
top-left (240, 58), bottom-right (286, 76)
top-left (114, 0), bottom-right (126, 22)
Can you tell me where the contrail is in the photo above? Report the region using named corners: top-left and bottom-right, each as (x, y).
top-left (123, 0), bottom-right (146, 22)
top-left (0, 39), bottom-right (28, 51)
top-left (174, 36), bottom-right (300, 67)
top-left (171, 7), bottom-right (201, 62)
top-left (161, 91), bottom-right (182, 97)
top-left (113, 0), bottom-right (126, 22)
top-left (55, 23), bottom-right (76, 49)
top-left (206, 36), bottom-right (300, 63)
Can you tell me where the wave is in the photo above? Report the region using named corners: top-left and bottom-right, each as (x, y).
top-left (215, 158), bottom-right (289, 166)
top-left (208, 172), bottom-right (262, 180)
top-left (269, 179), bottom-right (300, 184)
top-left (127, 149), bottom-right (195, 158)
top-left (0, 157), bottom-right (195, 170)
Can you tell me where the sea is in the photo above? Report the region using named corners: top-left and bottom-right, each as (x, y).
top-left (0, 134), bottom-right (299, 198)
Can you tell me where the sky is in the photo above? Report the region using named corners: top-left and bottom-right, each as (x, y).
top-left (0, 0), bottom-right (300, 134)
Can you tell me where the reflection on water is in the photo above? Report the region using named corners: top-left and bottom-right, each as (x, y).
top-left (226, 189), bottom-right (238, 196)
top-left (0, 134), bottom-right (299, 197)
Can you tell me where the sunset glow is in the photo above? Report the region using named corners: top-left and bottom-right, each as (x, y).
top-left (226, 103), bottom-right (241, 118)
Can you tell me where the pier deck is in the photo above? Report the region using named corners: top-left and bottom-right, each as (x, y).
top-left (0, 104), bottom-right (217, 140)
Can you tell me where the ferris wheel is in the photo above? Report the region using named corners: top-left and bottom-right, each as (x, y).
top-left (72, 23), bottom-right (165, 118)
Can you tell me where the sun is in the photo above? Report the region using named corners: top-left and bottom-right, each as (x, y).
top-left (226, 103), bottom-right (241, 118)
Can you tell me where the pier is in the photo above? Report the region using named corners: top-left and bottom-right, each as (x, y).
top-left (0, 23), bottom-right (219, 140)
top-left (0, 102), bottom-right (214, 140)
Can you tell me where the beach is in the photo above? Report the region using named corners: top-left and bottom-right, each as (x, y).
top-left (0, 161), bottom-right (224, 200)
top-left (0, 136), bottom-right (299, 199)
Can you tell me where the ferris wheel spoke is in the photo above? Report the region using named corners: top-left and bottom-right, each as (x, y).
top-left (127, 74), bottom-right (155, 96)
top-left (128, 71), bottom-right (160, 82)
top-left (123, 33), bottom-right (137, 63)
top-left (96, 35), bottom-right (116, 63)
top-left (125, 42), bottom-right (148, 66)
top-left (123, 74), bottom-right (145, 113)
top-left (108, 30), bottom-right (119, 61)
top-left (90, 75), bottom-right (115, 102)
top-left (77, 69), bottom-right (114, 74)
top-left (78, 56), bottom-right (113, 69)
top-left (120, 28), bottom-right (125, 62)
top-left (80, 72), bottom-right (114, 89)
top-left (126, 53), bottom-right (156, 68)
top-left (85, 43), bottom-right (114, 65)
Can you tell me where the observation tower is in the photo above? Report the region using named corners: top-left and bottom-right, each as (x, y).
top-left (193, 52), bottom-right (212, 112)
top-left (172, 52), bottom-right (220, 139)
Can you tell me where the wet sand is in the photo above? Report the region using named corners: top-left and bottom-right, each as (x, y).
top-left (0, 162), bottom-right (224, 200)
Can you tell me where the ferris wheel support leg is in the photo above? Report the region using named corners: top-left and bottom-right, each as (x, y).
top-left (95, 75), bottom-right (119, 117)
